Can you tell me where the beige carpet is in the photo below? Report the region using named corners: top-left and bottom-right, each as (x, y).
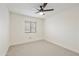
top-left (6, 40), bottom-right (79, 56)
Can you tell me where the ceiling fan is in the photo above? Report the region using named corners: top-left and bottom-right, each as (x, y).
top-left (36, 3), bottom-right (54, 15)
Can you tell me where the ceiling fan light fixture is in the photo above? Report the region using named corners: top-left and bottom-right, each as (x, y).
top-left (38, 12), bottom-right (44, 15)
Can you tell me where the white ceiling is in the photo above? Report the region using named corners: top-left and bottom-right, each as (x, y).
top-left (7, 3), bottom-right (79, 19)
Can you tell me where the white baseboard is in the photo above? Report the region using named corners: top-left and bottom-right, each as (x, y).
top-left (4, 43), bottom-right (10, 56)
top-left (10, 39), bottom-right (44, 46)
top-left (45, 39), bottom-right (79, 54)
top-left (8, 38), bottom-right (79, 55)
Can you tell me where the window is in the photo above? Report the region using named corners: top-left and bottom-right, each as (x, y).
top-left (25, 21), bottom-right (36, 33)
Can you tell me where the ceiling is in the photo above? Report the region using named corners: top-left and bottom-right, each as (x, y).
top-left (7, 3), bottom-right (79, 19)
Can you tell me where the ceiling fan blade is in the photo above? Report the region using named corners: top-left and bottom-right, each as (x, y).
top-left (42, 3), bottom-right (47, 8)
top-left (43, 9), bottom-right (54, 12)
top-left (40, 6), bottom-right (43, 9)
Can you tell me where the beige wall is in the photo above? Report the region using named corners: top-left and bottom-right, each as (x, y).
top-left (0, 4), bottom-right (10, 55)
top-left (10, 12), bottom-right (44, 45)
top-left (45, 7), bottom-right (79, 53)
